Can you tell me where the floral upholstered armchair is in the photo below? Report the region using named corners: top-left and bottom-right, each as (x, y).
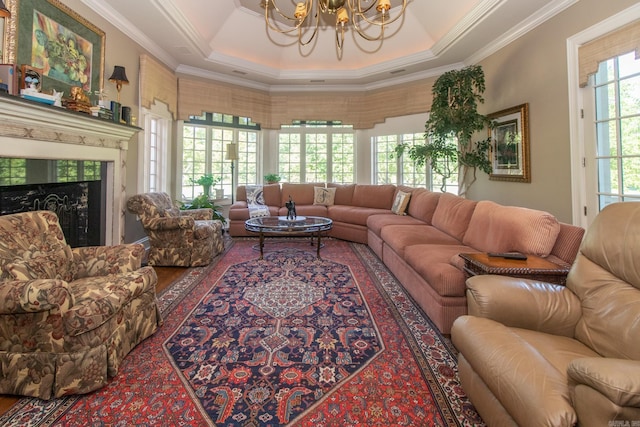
top-left (127, 192), bottom-right (224, 267)
top-left (0, 211), bottom-right (162, 400)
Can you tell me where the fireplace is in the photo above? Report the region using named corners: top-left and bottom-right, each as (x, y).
top-left (0, 94), bottom-right (140, 245)
top-left (0, 180), bottom-right (105, 246)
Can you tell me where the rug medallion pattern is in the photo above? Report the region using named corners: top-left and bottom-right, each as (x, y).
top-left (165, 248), bottom-right (385, 425)
top-left (0, 239), bottom-right (484, 426)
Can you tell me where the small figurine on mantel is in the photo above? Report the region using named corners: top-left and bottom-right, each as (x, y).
top-left (63, 86), bottom-right (92, 114)
top-left (286, 195), bottom-right (297, 220)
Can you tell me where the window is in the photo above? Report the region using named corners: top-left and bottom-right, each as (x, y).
top-left (180, 113), bottom-right (260, 200)
top-left (277, 121), bottom-right (355, 183)
top-left (143, 114), bottom-right (169, 192)
top-left (0, 158), bottom-right (27, 185)
top-left (56, 160), bottom-right (102, 182)
top-left (373, 133), bottom-right (453, 191)
top-left (586, 51), bottom-right (640, 221)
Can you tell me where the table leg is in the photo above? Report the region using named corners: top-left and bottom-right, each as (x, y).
top-left (316, 232), bottom-right (322, 259)
top-left (259, 231), bottom-right (265, 260)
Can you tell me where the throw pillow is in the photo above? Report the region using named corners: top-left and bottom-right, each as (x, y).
top-left (246, 185), bottom-right (266, 205)
top-left (391, 190), bottom-right (411, 215)
top-left (313, 187), bottom-right (336, 206)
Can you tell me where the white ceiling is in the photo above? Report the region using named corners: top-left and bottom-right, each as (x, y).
top-left (81, 0), bottom-right (577, 92)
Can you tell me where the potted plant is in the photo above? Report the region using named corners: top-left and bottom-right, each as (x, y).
top-left (264, 173), bottom-right (281, 184)
top-left (395, 65), bottom-right (492, 197)
top-left (179, 195), bottom-right (226, 224)
top-left (191, 174), bottom-right (221, 197)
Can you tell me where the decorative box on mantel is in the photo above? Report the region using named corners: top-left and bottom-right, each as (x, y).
top-left (0, 93), bottom-right (142, 245)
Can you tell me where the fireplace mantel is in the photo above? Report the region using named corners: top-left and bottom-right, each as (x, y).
top-left (0, 94), bottom-right (141, 245)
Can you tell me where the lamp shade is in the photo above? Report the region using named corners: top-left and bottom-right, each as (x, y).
top-left (226, 143), bottom-right (239, 161)
top-left (108, 66), bottom-right (129, 84)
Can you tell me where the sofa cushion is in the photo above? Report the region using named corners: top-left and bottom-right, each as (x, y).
top-left (328, 205), bottom-right (391, 226)
top-left (313, 187), bottom-right (336, 206)
top-left (381, 225), bottom-right (461, 258)
top-left (404, 244), bottom-right (474, 297)
top-left (327, 183), bottom-right (356, 206)
top-left (391, 191), bottom-right (411, 215)
top-left (463, 201), bottom-right (561, 257)
top-left (431, 193), bottom-right (477, 241)
top-left (351, 184), bottom-right (396, 209)
top-left (281, 183), bottom-right (319, 206)
top-left (406, 190), bottom-right (441, 224)
top-left (366, 214), bottom-right (426, 236)
top-left (278, 205), bottom-right (328, 217)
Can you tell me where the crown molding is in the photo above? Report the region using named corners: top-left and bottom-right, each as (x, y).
top-left (467, 0), bottom-right (578, 65)
top-left (81, 0), bottom-right (179, 70)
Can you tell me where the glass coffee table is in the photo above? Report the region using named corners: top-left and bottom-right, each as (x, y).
top-left (244, 216), bottom-right (333, 259)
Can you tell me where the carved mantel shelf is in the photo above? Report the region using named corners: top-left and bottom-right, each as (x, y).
top-left (0, 93), bottom-right (140, 149)
top-left (0, 94), bottom-right (142, 245)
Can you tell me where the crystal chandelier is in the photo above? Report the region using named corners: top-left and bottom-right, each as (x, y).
top-left (262, 0), bottom-right (408, 53)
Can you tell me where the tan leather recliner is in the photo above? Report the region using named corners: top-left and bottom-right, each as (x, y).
top-left (451, 202), bottom-right (640, 426)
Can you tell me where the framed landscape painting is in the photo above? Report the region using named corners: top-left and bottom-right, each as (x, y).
top-left (487, 103), bottom-right (530, 182)
top-left (16, 0), bottom-right (104, 97)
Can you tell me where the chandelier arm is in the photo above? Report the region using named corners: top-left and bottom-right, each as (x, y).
top-left (265, 0), bottom-right (312, 34)
top-left (350, 16), bottom-right (385, 41)
top-left (348, 0), bottom-right (407, 27)
top-left (298, 7), bottom-right (321, 46)
top-left (335, 22), bottom-right (345, 51)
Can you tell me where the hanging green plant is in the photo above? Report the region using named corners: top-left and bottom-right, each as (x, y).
top-left (395, 65), bottom-right (493, 196)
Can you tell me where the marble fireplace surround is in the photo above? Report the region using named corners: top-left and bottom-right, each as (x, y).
top-left (0, 95), bottom-right (140, 245)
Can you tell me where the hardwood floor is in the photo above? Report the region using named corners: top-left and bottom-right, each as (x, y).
top-left (0, 266), bottom-right (187, 416)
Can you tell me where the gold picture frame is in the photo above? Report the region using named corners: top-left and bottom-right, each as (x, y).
top-left (487, 103), bottom-right (530, 183)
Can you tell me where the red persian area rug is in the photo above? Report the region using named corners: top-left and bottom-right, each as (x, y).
top-left (0, 239), bottom-right (484, 426)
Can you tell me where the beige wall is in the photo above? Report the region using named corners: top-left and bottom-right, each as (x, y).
top-left (470, 0), bottom-right (638, 223)
top-left (52, 0), bottom-right (640, 240)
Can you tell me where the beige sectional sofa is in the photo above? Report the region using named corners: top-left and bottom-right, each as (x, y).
top-left (229, 183), bottom-right (584, 334)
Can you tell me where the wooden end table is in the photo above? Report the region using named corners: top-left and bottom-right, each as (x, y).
top-left (459, 253), bottom-right (570, 285)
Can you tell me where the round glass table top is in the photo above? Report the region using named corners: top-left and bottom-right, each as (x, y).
top-left (245, 216), bottom-right (333, 233)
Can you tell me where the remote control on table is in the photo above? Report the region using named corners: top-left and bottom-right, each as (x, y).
top-left (487, 252), bottom-right (528, 260)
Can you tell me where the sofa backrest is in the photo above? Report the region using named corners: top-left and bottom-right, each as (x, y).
top-left (281, 183), bottom-right (321, 206)
top-left (431, 193), bottom-right (477, 241)
top-left (351, 184), bottom-right (396, 209)
top-left (462, 201), bottom-right (561, 257)
top-left (406, 189), bottom-right (441, 224)
top-left (0, 211), bottom-right (74, 282)
top-left (568, 202), bottom-right (640, 360)
top-left (327, 183), bottom-right (356, 206)
top-left (128, 192), bottom-right (180, 218)
top-left (236, 184), bottom-right (281, 206)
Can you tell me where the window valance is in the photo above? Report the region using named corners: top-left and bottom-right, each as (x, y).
top-left (578, 20), bottom-right (640, 87)
top-left (177, 77), bottom-right (435, 129)
top-left (140, 54), bottom-right (178, 119)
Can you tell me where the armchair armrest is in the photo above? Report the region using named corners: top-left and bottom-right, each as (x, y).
top-left (466, 275), bottom-right (581, 336)
top-left (568, 358), bottom-right (640, 408)
top-left (180, 208), bottom-right (213, 221)
top-left (145, 216), bottom-right (194, 231)
top-left (72, 243), bottom-right (145, 278)
top-left (0, 279), bottom-right (73, 314)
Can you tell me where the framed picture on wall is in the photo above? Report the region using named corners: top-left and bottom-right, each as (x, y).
top-left (15, 0), bottom-right (105, 98)
top-left (487, 103), bottom-right (531, 182)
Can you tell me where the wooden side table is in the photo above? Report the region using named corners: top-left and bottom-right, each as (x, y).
top-left (459, 253), bottom-right (570, 285)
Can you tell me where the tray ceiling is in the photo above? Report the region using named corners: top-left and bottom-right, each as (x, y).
top-left (82, 0), bottom-right (576, 91)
